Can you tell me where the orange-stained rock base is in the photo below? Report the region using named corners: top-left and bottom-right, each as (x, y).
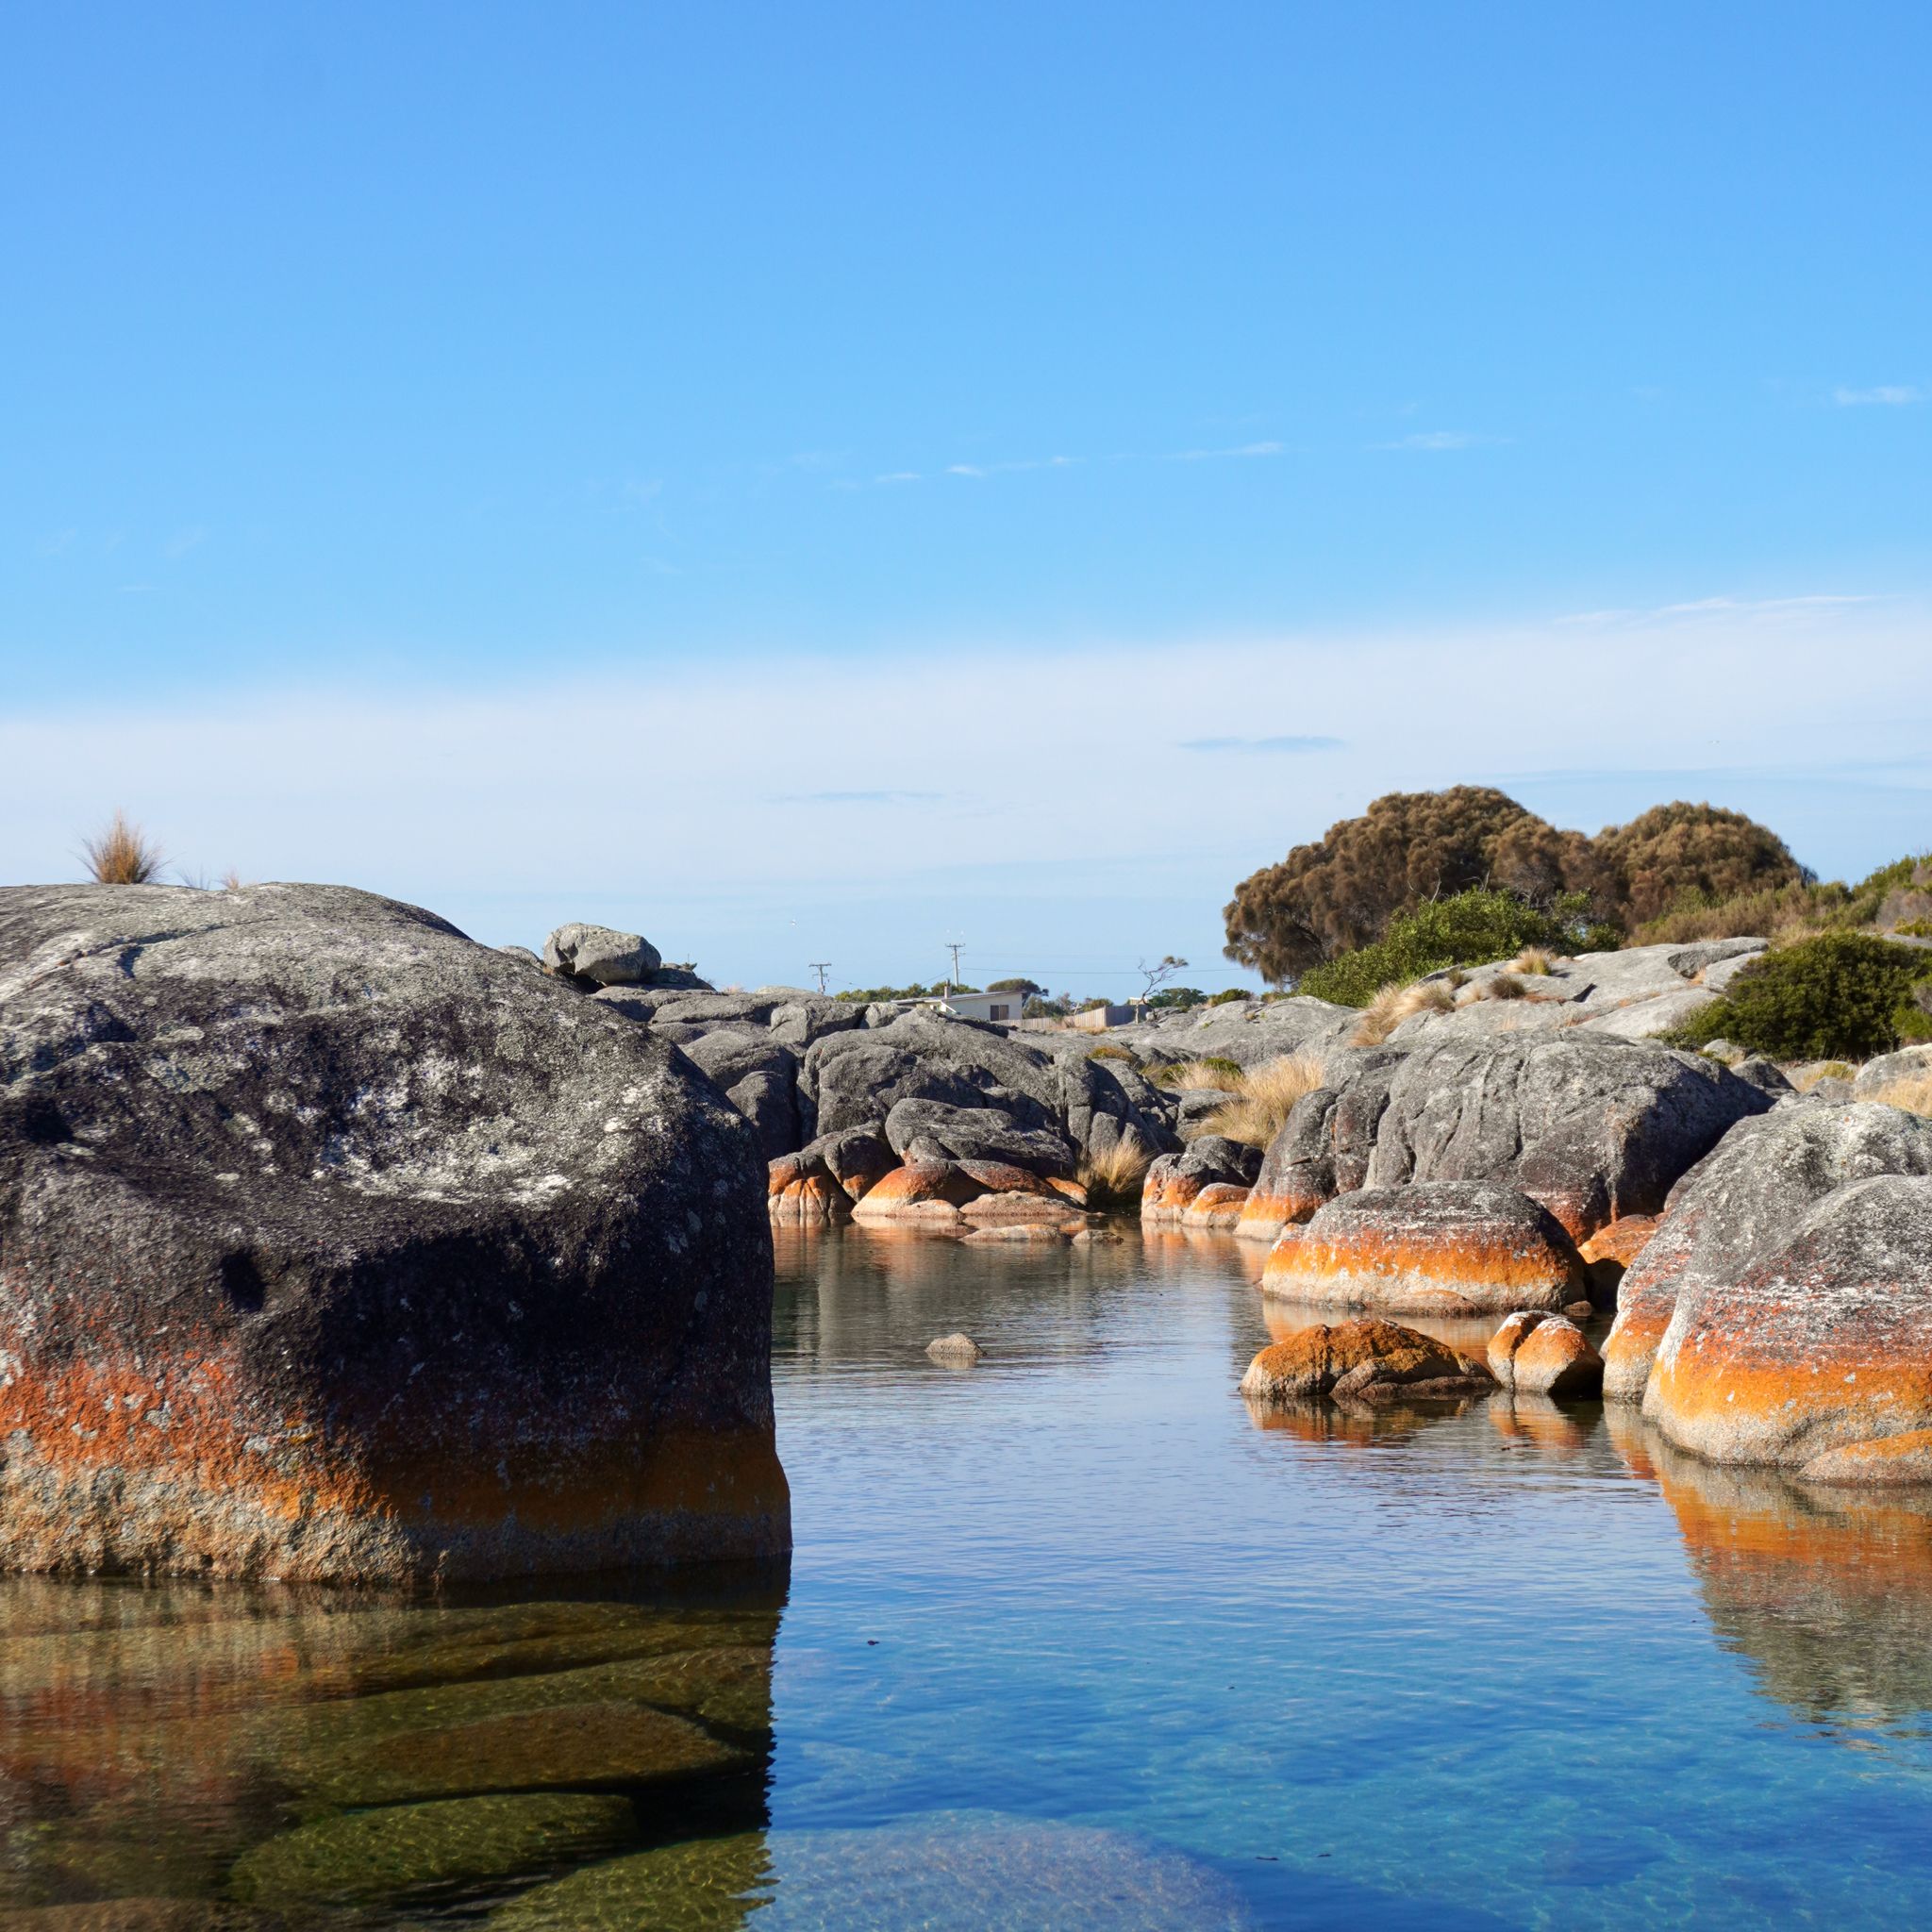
top-left (0, 1349), bottom-right (789, 1585)
top-left (1261, 1226), bottom-right (1576, 1316)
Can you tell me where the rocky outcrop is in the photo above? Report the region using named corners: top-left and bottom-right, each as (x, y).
top-left (1333, 1035), bottom-right (1772, 1241)
top-left (1260, 1181), bottom-right (1585, 1315)
top-left (0, 883), bottom-right (789, 1583)
top-left (803, 1011), bottom-right (1174, 1164)
top-left (1179, 1182), bottom-right (1251, 1229)
top-left (1604, 1103), bottom-right (1932, 1472)
top-left (883, 1099), bottom-right (1075, 1177)
top-left (1141, 1135), bottom-right (1260, 1224)
top-left (1576, 1212), bottom-right (1660, 1302)
top-left (1487, 1310), bottom-right (1604, 1397)
top-left (1240, 1318), bottom-right (1493, 1404)
top-left (680, 1032), bottom-right (801, 1160)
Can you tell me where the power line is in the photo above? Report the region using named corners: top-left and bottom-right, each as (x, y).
top-left (808, 961), bottom-right (831, 994)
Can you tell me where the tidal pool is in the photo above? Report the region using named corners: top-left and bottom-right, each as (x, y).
top-left (5, 1225), bottom-right (1932, 1927)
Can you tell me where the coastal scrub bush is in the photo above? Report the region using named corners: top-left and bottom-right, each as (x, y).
top-left (1297, 889), bottom-right (1570, 1007)
top-left (1204, 1053), bottom-right (1325, 1148)
top-left (81, 809), bottom-right (165, 885)
top-left (1672, 933), bottom-right (1932, 1062)
top-left (1208, 988), bottom-right (1249, 1006)
top-left (1592, 802), bottom-right (1805, 926)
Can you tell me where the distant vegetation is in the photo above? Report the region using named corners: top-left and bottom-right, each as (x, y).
top-left (1223, 787), bottom-right (1804, 984)
top-left (1673, 933), bottom-right (1932, 1062)
top-left (1296, 888), bottom-right (1606, 1008)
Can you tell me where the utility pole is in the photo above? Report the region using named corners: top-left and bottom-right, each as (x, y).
top-left (945, 941), bottom-right (964, 997)
top-left (809, 961), bottom-right (831, 994)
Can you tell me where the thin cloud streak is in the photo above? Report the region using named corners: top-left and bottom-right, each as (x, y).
top-left (1559, 592), bottom-right (1882, 625)
top-left (1179, 734), bottom-right (1344, 754)
top-left (1833, 385), bottom-right (1924, 407)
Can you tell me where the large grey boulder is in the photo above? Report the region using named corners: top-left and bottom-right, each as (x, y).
top-left (1603, 1105), bottom-right (1932, 1462)
top-left (1853, 1045), bottom-right (1932, 1099)
top-left (0, 883), bottom-right (789, 1584)
top-left (1356, 1035), bottom-right (1773, 1241)
top-left (541, 922), bottom-right (662, 987)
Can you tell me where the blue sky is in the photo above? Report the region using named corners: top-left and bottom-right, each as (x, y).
top-left (5, 4), bottom-right (1929, 992)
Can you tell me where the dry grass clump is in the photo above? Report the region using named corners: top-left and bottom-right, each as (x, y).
top-left (1790, 1060), bottom-right (1857, 1093)
top-left (1350, 978), bottom-right (1454, 1046)
top-left (1088, 1042), bottom-right (1136, 1062)
top-left (1508, 947), bottom-right (1556, 975)
top-left (81, 809), bottom-right (166, 885)
top-left (1870, 1076), bottom-right (1932, 1116)
top-left (1077, 1130), bottom-right (1153, 1208)
top-left (1484, 973), bottom-right (1528, 1001)
top-left (1203, 1051), bottom-right (1325, 1148)
top-left (1150, 1056), bottom-right (1245, 1091)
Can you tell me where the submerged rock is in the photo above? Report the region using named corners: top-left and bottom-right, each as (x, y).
top-left (1240, 1319), bottom-right (1492, 1404)
top-left (0, 883), bottom-right (788, 1583)
top-left (926, 1333), bottom-right (985, 1364)
top-left (231, 1791), bottom-right (635, 1907)
top-left (488, 1811), bottom-right (1248, 1932)
top-left (1260, 1182), bottom-right (1585, 1315)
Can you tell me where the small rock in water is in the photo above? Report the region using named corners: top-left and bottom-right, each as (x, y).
top-left (927, 1333), bottom-right (984, 1365)
top-left (1488, 1309), bottom-right (1604, 1399)
top-left (960, 1222), bottom-right (1070, 1244)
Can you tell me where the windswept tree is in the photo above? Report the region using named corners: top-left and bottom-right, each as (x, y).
top-left (1592, 802), bottom-right (1805, 924)
top-left (1222, 787), bottom-right (1599, 982)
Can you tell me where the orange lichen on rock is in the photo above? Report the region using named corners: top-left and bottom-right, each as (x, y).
top-left (1180, 1183), bottom-right (1250, 1230)
top-left (1240, 1318), bottom-right (1492, 1405)
top-left (1234, 1178), bottom-right (1332, 1243)
top-left (1487, 1309), bottom-right (1604, 1398)
top-left (1260, 1182), bottom-right (1584, 1316)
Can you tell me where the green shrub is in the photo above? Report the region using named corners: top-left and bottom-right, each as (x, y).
top-left (1297, 890), bottom-right (1575, 1008)
top-left (1207, 987), bottom-right (1249, 1006)
top-left (1672, 933), bottom-right (1932, 1061)
top-left (1148, 1055), bottom-right (1242, 1089)
top-left (1087, 1043), bottom-right (1136, 1061)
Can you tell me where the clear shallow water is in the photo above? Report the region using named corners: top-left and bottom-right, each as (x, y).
top-left (6, 1225), bottom-right (1932, 1927)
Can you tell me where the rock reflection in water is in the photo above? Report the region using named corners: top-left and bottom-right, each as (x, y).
top-left (0, 1577), bottom-right (781, 1924)
top-left (1609, 1407), bottom-right (1932, 1730)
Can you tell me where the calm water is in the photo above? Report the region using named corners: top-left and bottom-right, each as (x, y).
top-left (5, 1226), bottom-right (1932, 1927)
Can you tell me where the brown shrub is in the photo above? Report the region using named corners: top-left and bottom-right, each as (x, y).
top-left (80, 810), bottom-right (166, 886)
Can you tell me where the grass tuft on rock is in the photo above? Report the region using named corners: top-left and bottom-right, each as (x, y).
top-left (1202, 1053), bottom-right (1325, 1147)
top-left (1077, 1131), bottom-right (1153, 1208)
top-left (81, 808), bottom-right (166, 885)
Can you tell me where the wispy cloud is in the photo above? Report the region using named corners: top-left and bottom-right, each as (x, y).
top-left (774, 789), bottom-right (946, 805)
top-left (850, 440), bottom-right (1286, 489)
top-left (1559, 592), bottom-right (1881, 626)
top-left (1374, 431), bottom-right (1501, 452)
top-left (1833, 385), bottom-right (1924, 407)
top-left (1179, 734), bottom-right (1344, 754)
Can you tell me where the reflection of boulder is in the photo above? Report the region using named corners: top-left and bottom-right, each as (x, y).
top-left (1608, 1410), bottom-right (1932, 1724)
top-left (0, 1582), bottom-right (781, 1918)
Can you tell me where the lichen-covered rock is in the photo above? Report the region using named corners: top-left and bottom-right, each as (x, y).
top-left (1359, 1036), bottom-right (1772, 1241)
top-left (1235, 1084), bottom-right (1347, 1241)
top-left (1260, 1182), bottom-right (1584, 1315)
top-left (1240, 1318), bottom-right (1492, 1404)
top-left (231, 1791), bottom-right (635, 1907)
top-left (1602, 1104), bottom-right (1932, 1469)
top-left (1179, 1182), bottom-right (1250, 1229)
top-left (1603, 1102), bottom-right (1932, 1407)
top-left (0, 883), bottom-right (788, 1583)
top-left (680, 1032), bottom-right (801, 1160)
top-left (1577, 1212), bottom-right (1660, 1302)
top-left (1487, 1310), bottom-right (1603, 1398)
top-left (541, 922), bottom-right (661, 986)
top-left (1141, 1136), bottom-right (1260, 1224)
